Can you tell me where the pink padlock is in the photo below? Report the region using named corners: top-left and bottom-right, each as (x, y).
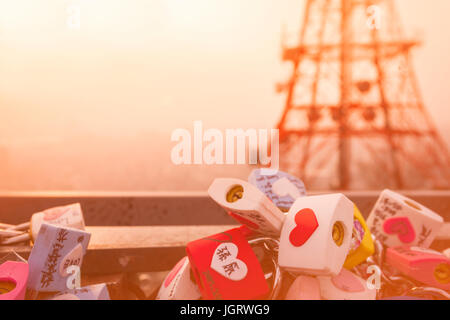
top-left (285, 276), bottom-right (321, 300)
top-left (0, 261), bottom-right (29, 300)
top-left (386, 246), bottom-right (450, 291)
top-left (317, 269), bottom-right (377, 300)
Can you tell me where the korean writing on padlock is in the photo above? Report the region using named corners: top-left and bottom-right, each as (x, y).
top-left (186, 227), bottom-right (270, 300)
top-left (366, 190), bottom-right (444, 248)
top-left (27, 223), bottom-right (91, 293)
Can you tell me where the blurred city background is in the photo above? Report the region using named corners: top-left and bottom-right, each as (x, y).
top-left (0, 0), bottom-right (449, 191)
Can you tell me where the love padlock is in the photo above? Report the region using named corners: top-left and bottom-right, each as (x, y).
top-left (208, 178), bottom-right (285, 237)
top-left (284, 275), bottom-right (321, 300)
top-left (0, 261), bottom-right (29, 300)
top-left (248, 169), bottom-right (306, 212)
top-left (317, 269), bottom-right (377, 300)
top-left (386, 246), bottom-right (450, 291)
top-left (50, 283), bottom-right (110, 300)
top-left (186, 227), bottom-right (270, 300)
top-left (156, 256), bottom-right (202, 300)
top-left (343, 206), bottom-right (374, 269)
top-left (27, 223), bottom-right (91, 293)
top-left (366, 190), bottom-right (444, 248)
top-left (278, 194), bottom-right (354, 276)
top-left (2, 203), bottom-right (86, 245)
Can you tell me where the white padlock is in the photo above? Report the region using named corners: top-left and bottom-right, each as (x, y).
top-left (27, 223), bottom-right (91, 293)
top-left (156, 256), bottom-right (201, 300)
top-left (208, 178), bottom-right (285, 237)
top-left (285, 275), bottom-right (321, 300)
top-left (317, 269), bottom-right (376, 300)
top-left (248, 169), bottom-right (306, 212)
top-left (31, 203), bottom-right (86, 241)
top-left (278, 194), bottom-right (354, 276)
top-left (50, 283), bottom-right (110, 300)
top-left (366, 190), bottom-right (444, 248)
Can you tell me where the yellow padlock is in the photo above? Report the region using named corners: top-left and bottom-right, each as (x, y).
top-left (344, 206), bottom-right (374, 269)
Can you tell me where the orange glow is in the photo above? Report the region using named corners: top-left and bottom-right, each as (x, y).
top-left (0, 0), bottom-right (449, 190)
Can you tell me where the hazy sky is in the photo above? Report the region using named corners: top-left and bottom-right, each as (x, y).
top-left (0, 0), bottom-right (449, 146)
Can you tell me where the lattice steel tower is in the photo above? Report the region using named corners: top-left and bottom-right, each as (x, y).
top-left (277, 0), bottom-right (450, 190)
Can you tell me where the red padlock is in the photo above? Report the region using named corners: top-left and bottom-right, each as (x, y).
top-left (186, 227), bottom-right (270, 300)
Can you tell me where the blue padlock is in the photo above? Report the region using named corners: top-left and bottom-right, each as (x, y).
top-left (248, 169), bottom-right (306, 212)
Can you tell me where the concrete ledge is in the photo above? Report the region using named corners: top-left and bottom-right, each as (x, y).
top-left (1, 225), bottom-right (448, 274)
top-left (0, 191), bottom-right (449, 225)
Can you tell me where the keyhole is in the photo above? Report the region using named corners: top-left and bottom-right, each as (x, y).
top-left (226, 185), bottom-right (244, 203)
top-left (332, 222), bottom-right (345, 247)
top-left (0, 280), bottom-right (16, 294)
top-left (434, 263), bottom-right (450, 284)
top-left (404, 199), bottom-right (422, 211)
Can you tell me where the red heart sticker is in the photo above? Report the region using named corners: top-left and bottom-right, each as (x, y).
top-left (383, 216), bottom-right (416, 243)
top-left (289, 208), bottom-right (319, 247)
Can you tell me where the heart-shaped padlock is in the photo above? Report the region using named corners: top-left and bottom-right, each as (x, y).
top-left (186, 227), bottom-right (272, 300)
top-left (248, 169), bottom-right (306, 212)
top-left (0, 261), bottom-right (29, 300)
top-left (317, 268), bottom-right (377, 300)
